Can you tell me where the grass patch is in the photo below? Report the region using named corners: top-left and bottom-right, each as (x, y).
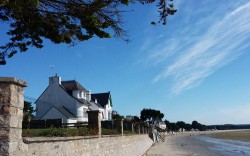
top-left (101, 128), bottom-right (120, 135)
top-left (22, 128), bottom-right (136, 137)
top-left (22, 127), bottom-right (95, 137)
top-left (209, 130), bottom-right (250, 142)
top-left (124, 130), bottom-right (135, 135)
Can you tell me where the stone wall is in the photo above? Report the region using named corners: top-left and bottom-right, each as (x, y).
top-left (0, 77), bottom-right (153, 156)
top-left (19, 135), bottom-right (153, 156)
top-left (0, 77), bottom-right (28, 156)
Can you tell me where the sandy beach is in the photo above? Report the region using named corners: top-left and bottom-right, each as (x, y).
top-left (144, 133), bottom-right (224, 156)
top-left (144, 130), bottom-right (250, 156)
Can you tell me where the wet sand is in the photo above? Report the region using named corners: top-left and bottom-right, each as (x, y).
top-left (209, 130), bottom-right (250, 142)
top-left (144, 133), bottom-right (225, 156)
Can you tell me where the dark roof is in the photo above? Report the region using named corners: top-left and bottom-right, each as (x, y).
top-left (91, 92), bottom-right (110, 107)
top-left (59, 84), bottom-right (87, 105)
top-left (89, 102), bottom-right (104, 110)
top-left (61, 80), bottom-right (87, 91)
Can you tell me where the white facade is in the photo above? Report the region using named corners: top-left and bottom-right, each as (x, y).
top-left (36, 76), bottom-right (88, 122)
top-left (91, 93), bottom-right (113, 121)
top-left (36, 76), bottom-right (113, 123)
top-left (104, 100), bottom-right (112, 120)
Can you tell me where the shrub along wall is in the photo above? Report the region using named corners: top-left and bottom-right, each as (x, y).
top-left (19, 134), bottom-right (153, 156)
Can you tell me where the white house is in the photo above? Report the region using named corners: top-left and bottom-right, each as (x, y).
top-left (91, 92), bottom-right (113, 121)
top-left (35, 75), bottom-right (112, 123)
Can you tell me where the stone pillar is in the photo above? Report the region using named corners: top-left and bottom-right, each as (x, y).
top-left (132, 123), bottom-right (134, 133)
top-left (121, 119), bottom-right (123, 136)
top-left (87, 110), bottom-right (101, 137)
top-left (0, 77), bottom-right (28, 156)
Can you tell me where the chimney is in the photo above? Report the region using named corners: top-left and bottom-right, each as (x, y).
top-left (86, 90), bottom-right (91, 101)
top-left (49, 74), bottom-right (61, 85)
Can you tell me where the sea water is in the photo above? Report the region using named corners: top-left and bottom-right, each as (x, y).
top-left (198, 136), bottom-right (250, 156)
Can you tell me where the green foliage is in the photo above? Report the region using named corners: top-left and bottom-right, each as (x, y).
top-left (23, 101), bottom-right (35, 121)
top-left (22, 127), bottom-right (93, 137)
top-left (183, 123), bottom-right (192, 131)
top-left (131, 116), bottom-right (140, 122)
top-left (0, 0), bottom-right (176, 64)
top-left (164, 120), bottom-right (206, 132)
top-left (123, 130), bottom-right (135, 135)
top-left (191, 120), bottom-right (207, 131)
top-left (101, 128), bottom-right (120, 135)
top-left (112, 113), bottom-right (124, 120)
top-left (22, 127), bottom-right (136, 137)
top-left (165, 122), bottom-right (179, 131)
top-left (0, 0), bottom-right (9, 6)
top-left (140, 108), bottom-right (164, 121)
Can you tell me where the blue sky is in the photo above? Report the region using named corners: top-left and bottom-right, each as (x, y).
top-left (1, 0), bottom-right (250, 125)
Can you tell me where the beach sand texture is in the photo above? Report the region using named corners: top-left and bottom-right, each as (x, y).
top-left (144, 130), bottom-right (250, 156)
top-left (209, 130), bottom-right (250, 142)
top-left (144, 132), bottom-right (231, 156)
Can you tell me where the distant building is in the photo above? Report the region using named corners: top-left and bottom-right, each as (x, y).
top-left (35, 75), bottom-right (113, 123)
top-left (91, 92), bottom-right (113, 121)
top-left (125, 115), bottom-right (135, 121)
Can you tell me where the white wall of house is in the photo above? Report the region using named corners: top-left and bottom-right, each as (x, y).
top-left (73, 90), bottom-right (87, 99)
top-left (104, 99), bottom-right (112, 120)
top-left (36, 76), bottom-right (88, 122)
top-left (67, 118), bottom-right (77, 123)
top-left (72, 90), bottom-right (91, 101)
top-left (76, 103), bottom-right (88, 122)
top-left (86, 90), bottom-right (91, 101)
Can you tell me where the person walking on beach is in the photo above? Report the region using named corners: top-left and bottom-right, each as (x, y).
top-left (154, 128), bottom-right (158, 142)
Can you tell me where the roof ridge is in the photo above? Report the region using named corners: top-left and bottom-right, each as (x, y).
top-left (61, 80), bottom-right (76, 82)
top-left (92, 92), bottom-right (110, 94)
top-left (61, 80), bottom-right (87, 91)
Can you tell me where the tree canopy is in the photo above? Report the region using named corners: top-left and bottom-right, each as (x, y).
top-left (23, 101), bottom-right (35, 121)
top-left (192, 120), bottom-right (207, 131)
top-left (112, 113), bottom-right (124, 120)
top-left (140, 108), bottom-right (164, 121)
top-left (164, 120), bottom-right (207, 132)
top-left (0, 0), bottom-right (176, 64)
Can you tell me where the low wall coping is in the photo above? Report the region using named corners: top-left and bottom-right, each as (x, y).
top-left (0, 77), bottom-right (28, 87)
top-left (23, 134), bottom-right (148, 144)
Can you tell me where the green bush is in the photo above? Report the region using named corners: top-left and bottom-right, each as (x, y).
top-left (123, 130), bottom-right (134, 135)
top-left (101, 128), bottom-right (120, 135)
top-left (23, 127), bottom-right (141, 137)
top-left (22, 127), bottom-right (92, 137)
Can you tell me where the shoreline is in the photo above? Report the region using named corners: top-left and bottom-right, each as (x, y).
top-left (144, 129), bottom-right (250, 156)
top-left (145, 134), bottom-right (224, 156)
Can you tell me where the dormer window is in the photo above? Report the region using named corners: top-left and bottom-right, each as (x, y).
top-left (78, 91), bottom-right (87, 99)
top-left (79, 91), bottom-right (82, 98)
